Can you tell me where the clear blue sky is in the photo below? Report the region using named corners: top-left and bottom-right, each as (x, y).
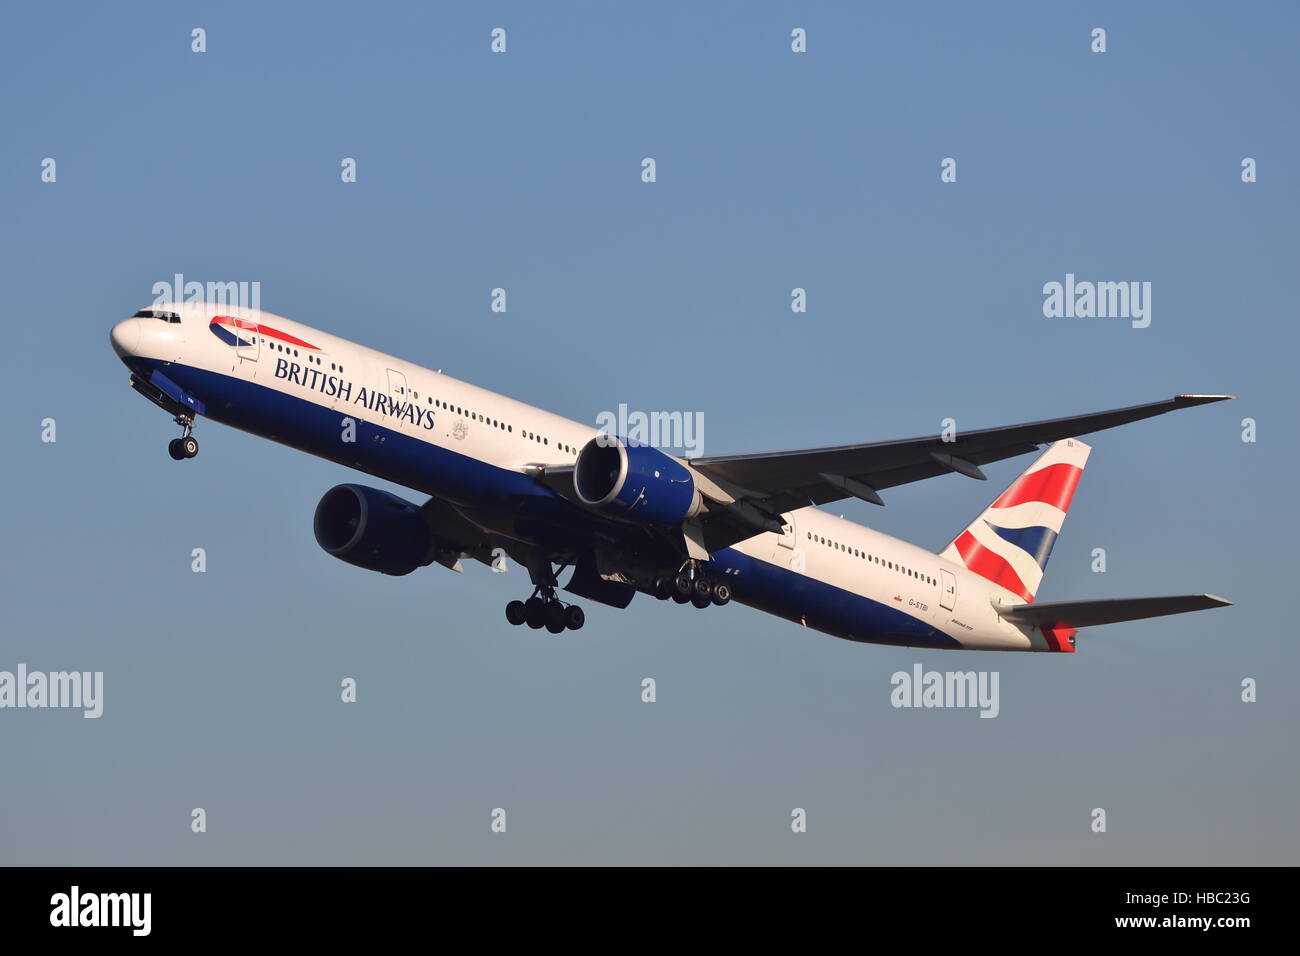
top-left (1, 1), bottom-right (1295, 864)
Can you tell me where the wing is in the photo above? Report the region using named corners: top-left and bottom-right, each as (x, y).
top-left (521, 394), bottom-right (1232, 559)
top-left (417, 494), bottom-right (512, 572)
top-left (687, 395), bottom-right (1232, 547)
top-left (996, 594), bottom-right (1231, 629)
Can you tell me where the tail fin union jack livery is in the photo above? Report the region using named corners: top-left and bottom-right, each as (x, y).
top-left (940, 440), bottom-right (1089, 651)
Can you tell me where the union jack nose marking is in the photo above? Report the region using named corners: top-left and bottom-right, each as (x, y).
top-left (208, 315), bottom-right (318, 350)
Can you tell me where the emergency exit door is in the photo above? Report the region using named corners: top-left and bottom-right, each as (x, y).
top-left (939, 569), bottom-right (957, 611)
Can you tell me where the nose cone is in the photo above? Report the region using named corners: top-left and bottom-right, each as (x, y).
top-left (110, 318), bottom-right (141, 358)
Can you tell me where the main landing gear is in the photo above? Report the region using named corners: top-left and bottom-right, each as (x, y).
top-left (653, 565), bottom-right (732, 609)
top-left (167, 414), bottom-right (199, 461)
top-left (505, 586), bottom-right (585, 634)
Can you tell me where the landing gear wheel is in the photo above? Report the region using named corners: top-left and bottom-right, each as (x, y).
top-left (168, 413), bottom-right (198, 460)
top-left (711, 582), bottom-right (732, 606)
top-left (524, 596), bottom-right (547, 629)
top-left (545, 601), bottom-right (567, 633)
top-left (653, 577), bottom-right (673, 600)
top-left (505, 600), bottom-right (527, 626)
top-left (693, 577), bottom-right (714, 602)
top-left (671, 590), bottom-right (692, 604)
top-left (546, 618), bottom-right (566, 634)
top-left (564, 605), bottom-right (585, 631)
top-left (672, 573), bottom-right (694, 600)
top-left (691, 593), bottom-right (712, 609)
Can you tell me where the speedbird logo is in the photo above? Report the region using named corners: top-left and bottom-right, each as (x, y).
top-left (208, 314), bottom-right (317, 350)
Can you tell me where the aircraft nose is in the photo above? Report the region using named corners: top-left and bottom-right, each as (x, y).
top-left (110, 318), bottom-right (141, 357)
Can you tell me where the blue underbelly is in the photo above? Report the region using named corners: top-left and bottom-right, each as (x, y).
top-left (708, 548), bottom-right (961, 649)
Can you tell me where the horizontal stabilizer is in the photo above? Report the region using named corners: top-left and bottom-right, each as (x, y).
top-left (997, 594), bottom-right (1231, 629)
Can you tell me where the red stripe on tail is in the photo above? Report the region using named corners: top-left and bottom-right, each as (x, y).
top-left (952, 531), bottom-right (1034, 603)
top-left (991, 462), bottom-right (1082, 512)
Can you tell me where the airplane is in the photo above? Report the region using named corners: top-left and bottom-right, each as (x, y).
top-left (110, 302), bottom-right (1232, 651)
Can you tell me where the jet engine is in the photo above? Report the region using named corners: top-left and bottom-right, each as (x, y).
top-left (572, 435), bottom-right (703, 526)
top-left (313, 484), bottom-right (433, 576)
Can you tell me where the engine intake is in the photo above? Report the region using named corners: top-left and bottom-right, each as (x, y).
top-left (573, 435), bottom-right (703, 525)
top-left (313, 484), bottom-right (433, 576)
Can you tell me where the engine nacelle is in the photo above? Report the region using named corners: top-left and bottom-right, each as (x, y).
top-left (313, 484), bottom-right (433, 576)
top-left (573, 435), bottom-right (703, 525)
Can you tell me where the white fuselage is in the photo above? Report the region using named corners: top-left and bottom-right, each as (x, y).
top-left (111, 302), bottom-right (1052, 652)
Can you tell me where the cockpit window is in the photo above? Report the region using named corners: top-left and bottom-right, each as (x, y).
top-left (133, 309), bottom-right (181, 323)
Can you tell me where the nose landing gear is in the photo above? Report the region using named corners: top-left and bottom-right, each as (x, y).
top-left (505, 587), bottom-right (584, 633)
top-left (167, 415), bottom-right (199, 460)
